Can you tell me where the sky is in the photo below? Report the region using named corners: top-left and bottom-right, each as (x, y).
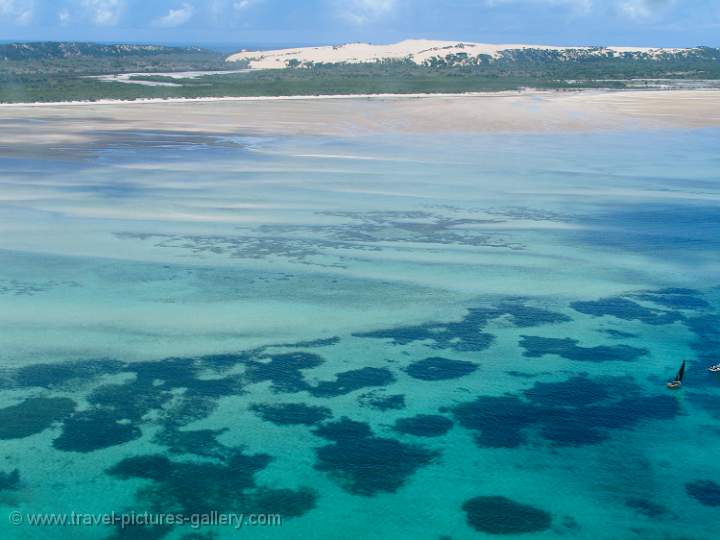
top-left (0, 0), bottom-right (719, 48)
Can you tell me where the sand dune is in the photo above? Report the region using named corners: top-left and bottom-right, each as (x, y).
top-left (226, 39), bottom-right (690, 69)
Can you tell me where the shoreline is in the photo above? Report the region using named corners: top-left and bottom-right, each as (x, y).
top-left (2, 89), bottom-right (719, 141)
top-left (0, 89), bottom-right (573, 108)
top-left (3, 83), bottom-right (720, 109)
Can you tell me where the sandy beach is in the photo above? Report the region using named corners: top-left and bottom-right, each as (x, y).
top-left (1, 90), bottom-right (719, 149)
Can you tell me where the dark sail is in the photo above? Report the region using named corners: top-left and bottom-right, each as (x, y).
top-left (676, 361), bottom-right (686, 382)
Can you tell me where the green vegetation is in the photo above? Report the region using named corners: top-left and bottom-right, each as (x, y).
top-left (1, 42), bottom-right (719, 103)
top-left (0, 41), bottom-right (229, 76)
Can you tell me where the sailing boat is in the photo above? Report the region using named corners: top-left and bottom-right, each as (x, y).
top-left (667, 360), bottom-right (686, 390)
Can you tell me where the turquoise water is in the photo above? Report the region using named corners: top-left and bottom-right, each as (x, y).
top-left (1, 126), bottom-right (719, 539)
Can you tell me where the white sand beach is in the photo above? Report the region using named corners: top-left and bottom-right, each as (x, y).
top-left (1, 90), bottom-right (719, 148)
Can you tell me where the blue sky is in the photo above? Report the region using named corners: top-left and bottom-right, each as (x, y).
top-left (1, 0), bottom-right (718, 48)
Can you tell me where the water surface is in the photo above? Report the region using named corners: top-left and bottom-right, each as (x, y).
top-left (1, 126), bottom-right (719, 539)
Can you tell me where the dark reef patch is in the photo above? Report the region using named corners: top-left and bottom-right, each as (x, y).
top-left (244, 352), bottom-right (324, 393)
top-left (687, 392), bottom-right (720, 419)
top-left (571, 297), bottom-right (683, 325)
top-left (107, 450), bottom-right (316, 524)
top-left (198, 352), bottom-right (253, 370)
top-left (493, 302), bottom-right (571, 327)
top-left (354, 310), bottom-right (494, 352)
top-left (313, 417), bottom-right (438, 496)
top-left (354, 301), bottom-right (569, 352)
top-left (283, 337), bottom-right (340, 348)
top-left (314, 417), bottom-right (372, 441)
top-left (84, 357), bottom-right (244, 429)
top-left (632, 290), bottom-right (709, 311)
top-left (651, 287), bottom-right (703, 296)
top-left (112, 453), bottom-right (276, 499)
top-left (630, 287), bottom-right (708, 311)
top-left (600, 329), bottom-right (638, 339)
top-left (154, 428), bottom-right (231, 459)
top-left (0, 469), bottom-right (20, 491)
top-left (119, 358), bottom-right (244, 402)
top-left (404, 357), bottom-right (478, 381)
top-left (87, 380), bottom-right (171, 422)
top-left (179, 375), bottom-right (245, 400)
top-left (571, 288), bottom-right (719, 369)
top-left (310, 367), bottom-right (395, 397)
top-left (686, 480), bottom-right (720, 506)
top-left (393, 415), bottom-right (453, 437)
top-left (251, 403), bottom-right (332, 425)
top-left (355, 322), bottom-right (494, 352)
top-left (506, 370), bottom-right (543, 378)
top-left (116, 230), bottom-right (376, 268)
top-left (251, 486), bottom-right (318, 517)
top-left (108, 454), bottom-right (175, 482)
top-left (0, 277), bottom-right (79, 297)
top-left (164, 395), bottom-right (222, 428)
top-left (0, 397), bottom-right (75, 439)
top-left (14, 359), bottom-right (124, 389)
top-left (0, 349), bottom-right (315, 453)
top-left (519, 336), bottom-right (648, 362)
top-left (449, 376), bottom-right (679, 448)
top-left (625, 498), bottom-right (668, 518)
top-left (523, 375), bottom-right (611, 408)
top-left (42, 355), bottom-right (248, 453)
top-left (462, 496), bottom-right (552, 535)
top-left (450, 396), bottom-right (537, 448)
top-left (53, 409), bottom-right (141, 452)
top-left (358, 391), bottom-right (406, 411)
top-left (242, 353), bottom-right (392, 397)
top-left (173, 209), bottom-right (525, 266)
top-left (685, 313), bottom-right (720, 363)
top-left (125, 358), bottom-right (197, 390)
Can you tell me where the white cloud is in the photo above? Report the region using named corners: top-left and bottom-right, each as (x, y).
top-left (485, 0), bottom-right (593, 15)
top-left (0, 0), bottom-right (34, 25)
top-left (154, 2), bottom-right (194, 27)
top-left (617, 0), bottom-right (675, 21)
top-left (81, 0), bottom-right (123, 26)
top-left (233, 0), bottom-right (259, 10)
top-left (485, 0), bottom-right (679, 22)
top-left (58, 7), bottom-right (71, 24)
top-left (338, 0), bottom-right (398, 25)
top-left (208, 0), bottom-right (261, 23)
top-left (208, 0), bottom-right (224, 19)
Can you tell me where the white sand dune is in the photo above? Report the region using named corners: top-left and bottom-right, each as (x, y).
top-left (226, 39), bottom-right (690, 69)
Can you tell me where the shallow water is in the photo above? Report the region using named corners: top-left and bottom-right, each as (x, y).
top-left (1, 126), bottom-right (719, 539)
